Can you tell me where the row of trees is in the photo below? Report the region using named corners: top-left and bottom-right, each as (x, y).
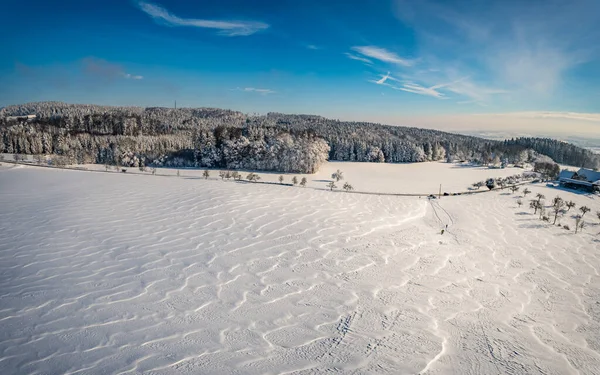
top-left (504, 137), bottom-right (599, 169)
top-left (513, 188), bottom-right (598, 233)
top-left (2, 102), bottom-right (598, 172)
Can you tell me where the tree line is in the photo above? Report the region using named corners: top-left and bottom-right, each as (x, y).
top-left (1, 102), bottom-right (598, 173)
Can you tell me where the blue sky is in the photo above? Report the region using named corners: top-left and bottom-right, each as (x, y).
top-left (2, 0), bottom-right (600, 134)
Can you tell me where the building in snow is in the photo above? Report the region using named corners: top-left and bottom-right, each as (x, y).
top-left (558, 168), bottom-right (600, 192)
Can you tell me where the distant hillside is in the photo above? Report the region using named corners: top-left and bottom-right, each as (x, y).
top-left (1, 102), bottom-right (598, 171)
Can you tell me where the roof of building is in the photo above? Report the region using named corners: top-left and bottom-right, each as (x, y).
top-left (577, 168), bottom-right (600, 183)
top-left (560, 178), bottom-right (594, 187)
top-left (558, 170), bottom-right (576, 180)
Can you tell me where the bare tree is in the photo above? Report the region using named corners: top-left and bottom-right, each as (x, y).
top-left (139, 165), bottom-right (146, 172)
top-left (327, 181), bottom-right (337, 191)
top-left (300, 177), bottom-right (307, 187)
top-left (203, 170), bottom-right (210, 179)
top-left (247, 173), bottom-right (261, 182)
top-left (105, 163), bottom-right (109, 172)
top-left (219, 171), bottom-right (226, 180)
top-left (522, 188), bottom-right (531, 197)
top-left (530, 199), bottom-right (542, 215)
top-left (343, 182), bottom-right (354, 192)
top-left (278, 175), bottom-right (284, 184)
top-left (177, 169), bottom-right (180, 177)
top-left (575, 215), bottom-right (584, 233)
top-left (292, 176), bottom-right (298, 185)
top-left (231, 171), bottom-right (240, 180)
top-left (539, 204), bottom-right (546, 220)
top-left (566, 201), bottom-right (576, 211)
top-left (510, 186), bottom-right (519, 194)
top-left (580, 206), bottom-right (590, 217)
top-left (331, 169), bottom-right (344, 182)
top-left (517, 199), bottom-right (523, 208)
top-left (225, 171), bottom-right (232, 180)
top-left (536, 193), bottom-right (545, 203)
top-left (472, 181), bottom-right (484, 190)
top-left (552, 196), bottom-right (565, 225)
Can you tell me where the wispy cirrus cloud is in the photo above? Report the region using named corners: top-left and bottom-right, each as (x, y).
top-left (345, 53), bottom-right (373, 65)
top-left (394, 0), bottom-right (600, 99)
top-left (351, 46), bottom-right (413, 66)
top-left (399, 82), bottom-right (446, 99)
top-left (138, 1), bottom-right (269, 36)
top-left (369, 72), bottom-right (446, 99)
top-left (232, 87), bottom-right (275, 95)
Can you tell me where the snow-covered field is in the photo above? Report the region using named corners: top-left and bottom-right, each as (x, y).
top-left (1, 164), bottom-right (600, 374)
top-left (73, 160), bottom-right (525, 195)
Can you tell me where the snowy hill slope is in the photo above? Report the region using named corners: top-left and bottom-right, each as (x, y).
top-left (0, 166), bottom-right (599, 374)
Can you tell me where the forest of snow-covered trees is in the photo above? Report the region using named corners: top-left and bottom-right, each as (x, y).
top-left (1, 102), bottom-right (598, 172)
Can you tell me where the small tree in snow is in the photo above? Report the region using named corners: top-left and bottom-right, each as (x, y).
top-left (177, 169), bottom-right (180, 177)
top-left (530, 199), bottom-right (542, 215)
top-left (105, 163), bottom-right (109, 171)
top-left (225, 171), bottom-right (232, 180)
top-left (575, 215), bottom-right (584, 233)
top-left (203, 170), bottom-right (210, 179)
top-left (292, 176), bottom-right (298, 185)
top-left (510, 186), bottom-right (519, 194)
top-left (472, 181), bottom-right (484, 190)
top-left (327, 181), bottom-right (337, 191)
top-left (597, 211), bottom-right (600, 224)
top-left (517, 199), bottom-right (523, 208)
top-left (486, 178), bottom-right (495, 190)
top-left (538, 204), bottom-right (546, 220)
top-left (522, 188), bottom-right (531, 197)
top-left (247, 173), bottom-right (261, 182)
top-left (579, 206), bottom-right (590, 217)
top-left (566, 201), bottom-right (576, 211)
top-left (151, 167), bottom-right (156, 175)
top-left (331, 170), bottom-right (344, 182)
top-left (219, 171), bottom-right (226, 180)
top-left (279, 175), bottom-right (284, 184)
top-left (536, 193), bottom-right (545, 203)
top-left (300, 177), bottom-right (307, 187)
top-left (343, 182), bottom-right (354, 192)
top-left (552, 196), bottom-right (565, 225)
top-left (231, 171), bottom-right (240, 180)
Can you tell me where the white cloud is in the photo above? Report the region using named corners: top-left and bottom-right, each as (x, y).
top-left (123, 73), bottom-right (144, 80)
top-left (232, 87), bottom-right (275, 95)
top-left (138, 1), bottom-right (269, 36)
top-left (369, 72), bottom-right (447, 99)
top-left (345, 53), bottom-right (373, 64)
top-left (399, 82), bottom-right (446, 98)
top-left (376, 72), bottom-right (391, 85)
top-left (394, 0), bottom-right (599, 97)
top-left (306, 45), bottom-right (320, 50)
top-left (351, 46), bottom-right (413, 66)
